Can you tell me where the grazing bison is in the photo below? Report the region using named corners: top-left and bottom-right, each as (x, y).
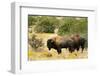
top-left (47, 36), bottom-right (75, 54)
top-left (47, 34), bottom-right (86, 54)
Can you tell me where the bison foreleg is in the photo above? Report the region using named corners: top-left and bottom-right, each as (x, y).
top-left (76, 47), bottom-right (79, 52)
top-left (57, 48), bottom-right (61, 54)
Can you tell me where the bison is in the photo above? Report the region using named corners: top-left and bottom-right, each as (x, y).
top-left (47, 34), bottom-right (86, 54)
top-left (71, 34), bottom-right (86, 53)
top-left (47, 36), bottom-right (75, 54)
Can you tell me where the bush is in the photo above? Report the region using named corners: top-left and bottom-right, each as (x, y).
top-left (58, 17), bottom-right (88, 36)
top-left (29, 34), bottom-right (44, 49)
top-left (34, 23), bottom-right (55, 33)
top-left (34, 16), bottom-right (57, 33)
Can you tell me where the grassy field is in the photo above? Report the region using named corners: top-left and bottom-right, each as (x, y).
top-left (28, 33), bottom-right (88, 61)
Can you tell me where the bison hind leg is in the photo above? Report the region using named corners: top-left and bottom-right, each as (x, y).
top-left (81, 46), bottom-right (85, 53)
top-left (69, 47), bottom-right (74, 53)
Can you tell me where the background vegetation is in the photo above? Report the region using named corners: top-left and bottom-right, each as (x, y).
top-left (28, 15), bottom-right (87, 36)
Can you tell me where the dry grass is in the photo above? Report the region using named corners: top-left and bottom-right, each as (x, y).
top-left (28, 33), bottom-right (88, 61)
top-left (28, 49), bottom-right (88, 61)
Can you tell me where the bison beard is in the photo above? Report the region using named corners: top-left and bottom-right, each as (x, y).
top-left (47, 35), bottom-right (86, 54)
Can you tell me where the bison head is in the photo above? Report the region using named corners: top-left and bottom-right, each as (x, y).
top-left (47, 39), bottom-right (56, 50)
